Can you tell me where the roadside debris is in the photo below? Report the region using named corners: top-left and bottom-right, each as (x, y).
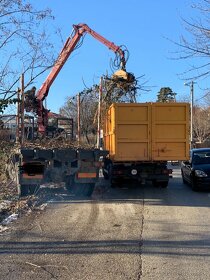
top-left (0, 225), bottom-right (9, 233)
top-left (22, 137), bottom-right (96, 150)
top-left (2, 213), bottom-right (18, 225)
top-left (0, 180), bottom-right (68, 230)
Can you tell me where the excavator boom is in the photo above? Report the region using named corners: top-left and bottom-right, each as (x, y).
top-left (33, 23), bottom-right (128, 133)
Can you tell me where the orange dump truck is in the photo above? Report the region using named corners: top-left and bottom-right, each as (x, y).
top-left (102, 102), bottom-right (190, 188)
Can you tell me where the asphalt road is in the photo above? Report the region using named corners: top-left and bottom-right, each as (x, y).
top-left (142, 167), bottom-right (210, 280)
top-left (1, 166), bottom-right (210, 279)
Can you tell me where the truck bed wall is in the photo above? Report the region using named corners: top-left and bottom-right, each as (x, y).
top-left (104, 103), bottom-right (190, 162)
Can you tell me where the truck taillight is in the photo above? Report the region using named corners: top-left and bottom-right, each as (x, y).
top-left (77, 172), bottom-right (97, 178)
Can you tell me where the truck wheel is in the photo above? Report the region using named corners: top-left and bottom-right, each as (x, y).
top-left (75, 183), bottom-right (95, 197)
top-left (152, 180), bottom-right (158, 188)
top-left (111, 181), bottom-right (117, 188)
top-left (65, 175), bottom-right (74, 191)
top-left (85, 183), bottom-right (95, 197)
top-left (103, 162), bottom-right (112, 180)
top-left (152, 180), bottom-right (168, 188)
top-left (18, 185), bottom-right (29, 197)
top-left (111, 179), bottom-right (121, 188)
top-left (160, 181), bottom-right (168, 188)
top-left (103, 169), bottom-right (109, 180)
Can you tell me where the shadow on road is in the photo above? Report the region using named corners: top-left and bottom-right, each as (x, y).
top-left (36, 172), bottom-right (210, 208)
top-left (1, 238), bottom-right (210, 257)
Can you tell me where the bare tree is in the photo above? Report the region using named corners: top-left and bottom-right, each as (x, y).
top-left (193, 106), bottom-right (210, 143)
top-left (176, 93), bottom-right (210, 144)
top-left (0, 0), bottom-right (56, 112)
top-left (202, 91), bottom-right (210, 106)
top-left (174, 0), bottom-right (210, 82)
top-left (59, 86), bottom-right (99, 145)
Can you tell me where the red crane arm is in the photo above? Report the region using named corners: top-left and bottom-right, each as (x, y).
top-left (75, 24), bottom-right (126, 69)
top-left (36, 23), bottom-right (126, 102)
top-left (35, 23), bottom-right (127, 134)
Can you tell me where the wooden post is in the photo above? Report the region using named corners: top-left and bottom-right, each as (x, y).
top-left (16, 88), bottom-right (21, 143)
top-left (97, 77), bottom-right (102, 148)
top-left (20, 73), bottom-right (25, 145)
top-left (190, 81), bottom-right (194, 149)
top-left (77, 93), bottom-right (81, 145)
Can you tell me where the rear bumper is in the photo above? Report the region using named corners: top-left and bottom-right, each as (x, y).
top-left (110, 162), bottom-right (170, 181)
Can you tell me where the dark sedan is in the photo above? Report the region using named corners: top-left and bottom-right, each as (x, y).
top-left (181, 148), bottom-right (210, 191)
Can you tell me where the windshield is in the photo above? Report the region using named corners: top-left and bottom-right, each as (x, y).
top-left (192, 151), bottom-right (210, 165)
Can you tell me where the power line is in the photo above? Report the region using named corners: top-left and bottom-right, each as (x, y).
top-left (195, 92), bottom-right (210, 102)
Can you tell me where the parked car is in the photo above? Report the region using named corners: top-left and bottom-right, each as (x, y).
top-left (181, 148), bottom-right (210, 191)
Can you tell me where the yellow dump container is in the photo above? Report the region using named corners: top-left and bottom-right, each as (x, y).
top-left (103, 103), bottom-right (190, 161)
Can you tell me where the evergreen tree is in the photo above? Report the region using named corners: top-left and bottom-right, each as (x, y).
top-left (157, 87), bottom-right (176, 102)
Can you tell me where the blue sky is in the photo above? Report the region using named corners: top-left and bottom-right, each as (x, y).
top-left (30, 0), bottom-right (209, 113)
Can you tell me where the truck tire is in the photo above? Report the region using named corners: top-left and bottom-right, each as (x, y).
top-left (85, 183), bottom-right (95, 197)
top-left (110, 179), bottom-right (122, 188)
top-left (152, 180), bottom-right (158, 188)
top-left (103, 170), bottom-right (109, 180)
top-left (103, 162), bottom-right (112, 180)
top-left (74, 183), bottom-right (95, 197)
top-left (65, 175), bottom-right (74, 191)
top-left (66, 177), bottom-right (95, 197)
top-left (160, 181), bottom-right (168, 188)
top-left (18, 185), bottom-right (29, 197)
top-left (111, 180), bottom-right (117, 188)
top-left (152, 180), bottom-right (168, 188)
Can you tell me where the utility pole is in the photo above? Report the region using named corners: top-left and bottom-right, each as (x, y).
top-left (184, 81), bottom-right (194, 149)
top-left (16, 88), bottom-right (21, 143)
top-left (16, 74), bottom-right (25, 144)
top-left (97, 77), bottom-right (103, 149)
top-left (77, 92), bottom-right (81, 145)
top-left (190, 81), bottom-right (194, 148)
top-left (20, 73), bottom-right (25, 145)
